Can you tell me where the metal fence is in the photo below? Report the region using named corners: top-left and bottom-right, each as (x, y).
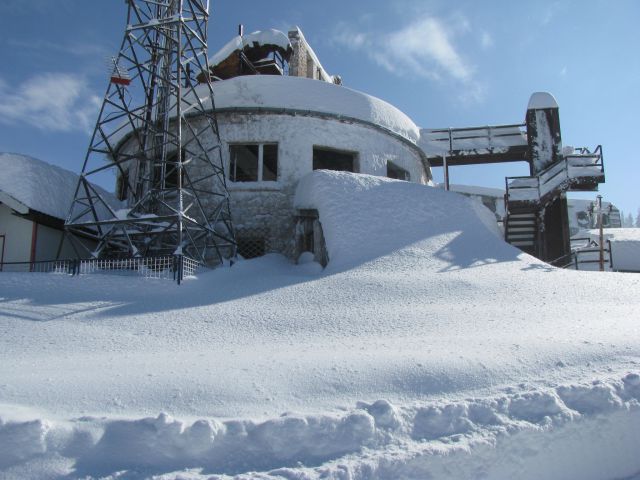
top-left (0, 254), bottom-right (204, 284)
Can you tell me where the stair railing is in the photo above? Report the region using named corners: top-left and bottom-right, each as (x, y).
top-left (505, 145), bottom-right (604, 208)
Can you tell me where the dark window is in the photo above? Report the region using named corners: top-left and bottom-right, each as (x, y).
top-left (116, 170), bottom-right (129, 201)
top-left (262, 144), bottom-right (278, 181)
top-left (313, 147), bottom-right (356, 172)
top-left (576, 211), bottom-right (590, 228)
top-left (230, 145), bottom-right (259, 182)
top-left (153, 150), bottom-right (182, 190)
top-left (387, 161), bottom-right (410, 181)
top-left (229, 144), bottom-right (278, 182)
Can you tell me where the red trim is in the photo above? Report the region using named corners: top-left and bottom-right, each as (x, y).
top-left (29, 222), bottom-right (38, 271)
top-left (110, 76), bottom-right (131, 86)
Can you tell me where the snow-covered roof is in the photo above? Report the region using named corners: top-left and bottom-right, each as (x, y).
top-left (208, 29), bottom-right (291, 68)
top-left (0, 152), bottom-right (81, 221)
top-left (201, 76), bottom-right (421, 143)
top-left (584, 228), bottom-right (640, 242)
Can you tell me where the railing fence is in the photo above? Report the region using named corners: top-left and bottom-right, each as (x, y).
top-left (0, 254), bottom-right (204, 284)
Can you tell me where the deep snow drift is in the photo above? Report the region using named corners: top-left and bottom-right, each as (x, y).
top-left (1, 171), bottom-right (639, 479)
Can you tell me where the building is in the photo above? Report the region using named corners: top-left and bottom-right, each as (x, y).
top-left (113, 27), bottom-right (431, 261)
top-left (0, 153), bottom-right (85, 269)
top-left (111, 27), bottom-right (606, 265)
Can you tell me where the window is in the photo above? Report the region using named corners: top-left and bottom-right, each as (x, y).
top-left (313, 147), bottom-right (357, 172)
top-left (230, 143), bottom-right (278, 182)
top-left (153, 150), bottom-right (183, 190)
top-left (116, 169), bottom-right (129, 201)
top-left (387, 161), bottom-right (410, 181)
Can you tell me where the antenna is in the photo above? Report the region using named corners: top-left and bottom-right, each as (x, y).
top-left (65, 0), bottom-right (236, 272)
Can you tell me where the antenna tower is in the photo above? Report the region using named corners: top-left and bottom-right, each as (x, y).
top-left (65, 0), bottom-right (235, 267)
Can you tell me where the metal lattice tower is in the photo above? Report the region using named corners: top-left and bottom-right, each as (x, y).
top-left (65, 0), bottom-right (235, 266)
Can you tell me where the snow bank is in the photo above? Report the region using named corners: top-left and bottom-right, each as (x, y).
top-left (1, 374), bottom-right (639, 479)
top-left (295, 170), bottom-right (505, 269)
top-left (2, 172), bottom-right (640, 478)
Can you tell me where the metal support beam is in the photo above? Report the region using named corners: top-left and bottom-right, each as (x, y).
top-left (65, 0), bottom-right (236, 266)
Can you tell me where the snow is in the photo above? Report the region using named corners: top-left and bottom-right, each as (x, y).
top-left (112, 76), bottom-right (421, 150)
top-left (1, 171), bottom-right (640, 479)
top-left (191, 76), bottom-right (421, 144)
top-left (0, 152), bottom-right (82, 221)
top-left (443, 183), bottom-right (505, 198)
top-left (0, 152), bottom-right (120, 223)
top-left (587, 228), bottom-right (640, 242)
top-left (528, 91), bottom-right (559, 110)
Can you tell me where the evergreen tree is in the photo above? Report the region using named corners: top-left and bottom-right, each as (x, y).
top-left (626, 213), bottom-right (634, 228)
top-left (636, 208), bottom-right (640, 228)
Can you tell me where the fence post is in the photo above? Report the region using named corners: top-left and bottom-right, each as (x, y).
top-left (177, 254), bottom-right (183, 285)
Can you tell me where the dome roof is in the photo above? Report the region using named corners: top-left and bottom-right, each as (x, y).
top-left (194, 75), bottom-right (420, 143)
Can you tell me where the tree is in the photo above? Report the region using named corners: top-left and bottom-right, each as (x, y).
top-left (636, 208), bottom-right (640, 228)
top-left (626, 213), bottom-right (634, 228)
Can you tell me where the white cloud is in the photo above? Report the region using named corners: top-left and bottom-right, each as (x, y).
top-left (481, 31), bottom-right (494, 50)
top-left (7, 38), bottom-right (107, 57)
top-left (334, 15), bottom-right (484, 102)
top-left (0, 73), bottom-right (101, 133)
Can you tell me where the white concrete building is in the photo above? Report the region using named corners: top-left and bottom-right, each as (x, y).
top-left (114, 28), bottom-right (432, 261)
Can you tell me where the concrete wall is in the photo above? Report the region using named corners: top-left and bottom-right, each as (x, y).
top-left (119, 110), bottom-right (429, 259)
top-left (0, 204), bottom-right (32, 264)
top-left (215, 112), bottom-right (428, 257)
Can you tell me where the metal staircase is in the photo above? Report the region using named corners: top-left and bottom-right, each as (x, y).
top-left (504, 211), bottom-right (538, 255)
top-left (504, 146), bottom-right (604, 260)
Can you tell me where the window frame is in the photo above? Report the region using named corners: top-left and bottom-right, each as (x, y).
top-left (229, 142), bottom-right (279, 183)
top-left (386, 160), bottom-right (410, 181)
top-left (312, 146), bottom-right (359, 173)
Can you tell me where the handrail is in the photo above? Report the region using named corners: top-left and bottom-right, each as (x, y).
top-left (505, 145), bottom-right (604, 205)
top-left (426, 124), bottom-right (527, 151)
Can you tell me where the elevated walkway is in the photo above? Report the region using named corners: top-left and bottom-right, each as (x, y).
top-left (424, 92), bottom-right (606, 263)
top-left (422, 124), bottom-right (529, 167)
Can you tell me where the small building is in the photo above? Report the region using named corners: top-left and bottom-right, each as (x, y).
top-left (0, 153), bottom-right (80, 268)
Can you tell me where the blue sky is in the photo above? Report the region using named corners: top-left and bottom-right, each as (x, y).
top-left (0, 0), bottom-right (638, 217)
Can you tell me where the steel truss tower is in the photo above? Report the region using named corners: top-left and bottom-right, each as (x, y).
top-left (65, 0), bottom-right (235, 266)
